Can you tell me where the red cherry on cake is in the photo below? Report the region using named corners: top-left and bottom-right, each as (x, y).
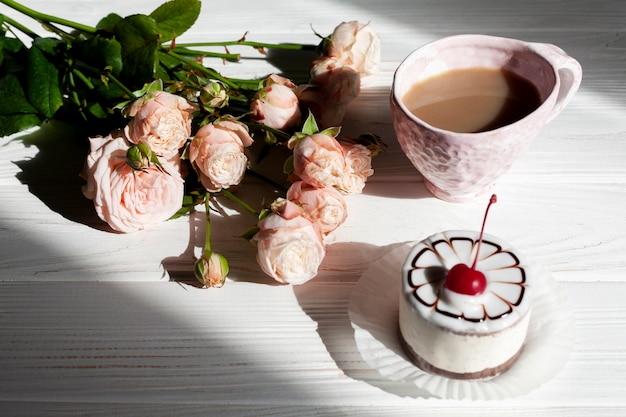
top-left (444, 194), bottom-right (497, 296)
top-left (444, 263), bottom-right (487, 295)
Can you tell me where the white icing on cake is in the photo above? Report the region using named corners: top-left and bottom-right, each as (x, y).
top-left (399, 230), bottom-right (533, 378)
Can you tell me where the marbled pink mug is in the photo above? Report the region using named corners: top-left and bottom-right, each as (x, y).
top-left (390, 34), bottom-right (582, 202)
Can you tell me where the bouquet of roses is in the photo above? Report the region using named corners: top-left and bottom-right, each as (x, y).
top-left (0, 0), bottom-right (383, 286)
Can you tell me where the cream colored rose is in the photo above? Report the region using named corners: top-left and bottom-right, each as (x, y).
top-left (254, 199), bottom-right (326, 285)
top-left (325, 21), bottom-right (380, 86)
top-left (250, 74), bottom-right (302, 131)
top-left (339, 142), bottom-right (374, 194)
top-left (290, 133), bottom-right (347, 190)
top-left (286, 181), bottom-right (347, 235)
top-left (188, 120), bottom-right (254, 192)
top-left (82, 131), bottom-right (184, 233)
top-left (125, 91), bottom-right (196, 156)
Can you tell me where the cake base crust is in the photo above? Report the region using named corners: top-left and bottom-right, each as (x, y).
top-left (399, 327), bottom-right (525, 380)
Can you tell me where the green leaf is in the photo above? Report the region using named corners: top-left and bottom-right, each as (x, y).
top-left (87, 102), bottom-right (108, 119)
top-left (0, 113), bottom-right (42, 136)
top-left (150, 0), bottom-right (201, 43)
top-left (113, 14), bottom-right (161, 88)
top-left (96, 13), bottom-right (123, 33)
top-left (0, 74), bottom-right (39, 115)
top-left (26, 45), bottom-right (63, 119)
top-left (0, 59), bottom-right (42, 136)
top-left (157, 49), bottom-right (182, 70)
top-left (1, 36), bottom-right (24, 55)
top-left (32, 37), bottom-right (60, 55)
top-left (78, 35), bottom-right (123, 75)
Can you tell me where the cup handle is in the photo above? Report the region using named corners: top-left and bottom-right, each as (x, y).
top-left (529, 43), bottom-right (583, 123)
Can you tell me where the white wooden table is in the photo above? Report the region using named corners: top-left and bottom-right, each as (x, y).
top-left (1, 0), bottom-right (625, 415)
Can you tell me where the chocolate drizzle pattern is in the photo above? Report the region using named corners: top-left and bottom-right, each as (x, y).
top-left (407, 236), bottom-right (527, 323)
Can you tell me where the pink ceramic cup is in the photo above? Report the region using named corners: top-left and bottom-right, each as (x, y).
top-left (390, 34), bottom-right (582, 202)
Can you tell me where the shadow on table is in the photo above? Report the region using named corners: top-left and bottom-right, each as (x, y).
top-left (10, 121), bottom-right (112, 231)
top-left (0, 231), bottom-right (334, 416)
top-left (293, 240), bottom-right (434, 399)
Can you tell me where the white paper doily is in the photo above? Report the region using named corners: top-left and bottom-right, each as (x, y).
top-left (348, 243), bottom-right (575, 400)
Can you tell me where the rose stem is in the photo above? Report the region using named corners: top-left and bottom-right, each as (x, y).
top-left (0, 0), bottom-right (97, 34)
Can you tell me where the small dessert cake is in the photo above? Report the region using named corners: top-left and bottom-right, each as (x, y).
top-left (399, 230), bottom-right (532, 379)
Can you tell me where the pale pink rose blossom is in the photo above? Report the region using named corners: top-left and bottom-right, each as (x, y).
top-left (324, 21), bottom-right (380, 86)
top-left (188, 119), bottom-right (254, 192)
top-left (290, 133), bottom-right (347, 190)
top-left (254, 199), bottom-right (326, 285)
top-left (125, 91), bottom-right (196, 156)
top-left (339, 142), bottom-right (374, 194)
top-left (82, 131), bottom-right (185, 233)
top-left (250, 74), bottom-right (302, 131)
top-left (309, 59), bottom-right (361, 104)
top-left (286, 181), bottom-right (347, 235)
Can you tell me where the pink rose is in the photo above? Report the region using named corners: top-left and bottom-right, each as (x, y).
top-left (125, 91), bottom-right (196, 156)
top-left (188, 119), bottom-right (254, 192)
top-left (324, 21), bottom-right (380, 86)
top-left (250, 74), bottom-right (302, 131)
top-left (286, 181), bottom-right (347, 235)
top-left (309, 59), bottom-right (361, 104)
top-left (290, 133), bottom-right (347, 190)
top-left (82, 131), bottom-right (184, 233)
top-left (254, 199), bottom-right (326, 285)
top-left (339, 142), bottom-right (374, 194)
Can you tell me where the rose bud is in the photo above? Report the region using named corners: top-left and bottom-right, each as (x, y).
top-left (200, 81), bottom-right (229, 112)
top-left (250, 74), bottom-right (302, 131)
top-left (194, 252), bottom-right (229, 288)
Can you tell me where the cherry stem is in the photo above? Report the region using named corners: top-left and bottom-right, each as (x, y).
top-left (471, 194), bottom-right (498, 270)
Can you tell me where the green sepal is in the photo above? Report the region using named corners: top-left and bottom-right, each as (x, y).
top-left (301, 110), bottom-right (319, 135)
top-left (133, 79), bottom-right (164, 98)
top-left (126, 143), bottom-right (168, 174)
top-left (239, 225), bottom-right (260, 242)
top-left (320, 126), bottom-right (341, 137)
top-left (282, 154), bottom-right (294, 175)
top-left (258, 207), bottom-right (272, 221)
top-left (170, 191), bottom-right (203, 219)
